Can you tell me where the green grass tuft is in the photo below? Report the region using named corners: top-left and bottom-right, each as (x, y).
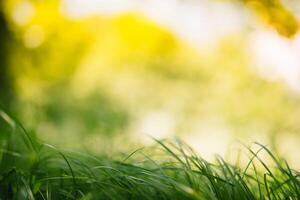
top-left (0, 111), bottom-right (299, 200)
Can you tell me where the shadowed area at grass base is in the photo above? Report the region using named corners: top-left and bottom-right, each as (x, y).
top-left (0, 111), bottom-right (299, 200)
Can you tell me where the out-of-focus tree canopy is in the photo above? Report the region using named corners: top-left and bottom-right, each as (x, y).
top-left (0, 0), bottom-right (300, 156)
top-left (241, 0), bottom-right (298, 37)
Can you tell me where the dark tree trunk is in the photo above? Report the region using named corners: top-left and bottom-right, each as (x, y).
top-left (0, 1), bottom-right (14, 109)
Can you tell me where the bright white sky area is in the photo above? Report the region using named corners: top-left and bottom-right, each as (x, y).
top-left (61, 0), bottom-right (246, 47)
top-left (61, 0), bottom-right (300, 93)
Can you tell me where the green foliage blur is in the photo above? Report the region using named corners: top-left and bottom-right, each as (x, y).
top-left (0, 0), bottom-right (299, 161)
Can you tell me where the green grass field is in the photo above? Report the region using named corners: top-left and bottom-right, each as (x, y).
top-left (0, 111), bottom-right (299, 200)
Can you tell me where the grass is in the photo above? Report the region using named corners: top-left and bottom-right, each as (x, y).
top-left (0, 111), bottom-right (299, 200)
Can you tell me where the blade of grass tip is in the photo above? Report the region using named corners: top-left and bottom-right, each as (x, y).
top-left (254, 142), bottom-right (292, 178)
top-left (15, 119), bottom-right (37, 152)
top-left (247, 146), bottom-right (274, 179)
top-left (139, 151), bottom-right (166, 175)
top-left (235, 148), bottom-right (241, 171)
top-left (241, 145), bottom-right (264, 179)
top-left (176, 140), bottom-right (204, 172)
top-left (176, 140), bottom-right (194, 170)
top-left (252, 143), bottom-right (288, 196)
top-left (151, 137), bottom-right (185, 165)
top-left (43, 144), bottom-right (77, 189)
top-left (58, 152), bottom-right (77, 187)
top-left (0, 110), bottom-right (37, 153)
top-left (122, 147), bottom-right (144, 162)
top-left (0, 110), bottom-right (16, 128)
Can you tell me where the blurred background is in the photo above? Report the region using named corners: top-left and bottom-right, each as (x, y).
top-left (1, 0), bottom-right (300, 166)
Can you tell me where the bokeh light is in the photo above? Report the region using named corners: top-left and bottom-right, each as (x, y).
top-left (1, 0), bottom-right (300, 167)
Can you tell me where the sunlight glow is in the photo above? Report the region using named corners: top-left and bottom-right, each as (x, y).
top-left (11, 1), bottom-right (35, 26)
top-left (23, 25), bottom-right (45, 48)
top-left (184, 127), bottom-right (232, 161)
top-left (136, 111), bottom-right (175, 143)
top-left (61, 0), bottom-right (245, 47)
top-left (250, 30), bottom-right (300, 92)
